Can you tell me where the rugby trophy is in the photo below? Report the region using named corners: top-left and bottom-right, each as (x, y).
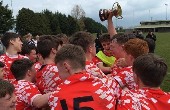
top-left (99, 2), bottom-right (123, 21)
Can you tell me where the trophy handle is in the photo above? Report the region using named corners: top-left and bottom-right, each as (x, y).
top-left (117, 16), bottom-right (123, 19)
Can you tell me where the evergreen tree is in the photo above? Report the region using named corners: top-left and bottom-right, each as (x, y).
top-left (0, 1), bottom-right (14, 34)
top-left (84, 17), bottom-right (107, 33)
top-left (67, 15), bottom-right (79, 35)
top-left (16, 8), bottom-right (51, 36)
top-left (16, 8), bottom-right (35, 35)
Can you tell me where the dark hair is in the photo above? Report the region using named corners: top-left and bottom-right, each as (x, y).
top-left (69, 31), bottom-right (95, 53)
top-left (133, 54), bottom-right (168, 87)
top-left (21, 43), bottom-right (37, 55)
top-left (10, 58), bottom-right (34, 80)
top-left (144, 38), bottom-right (155, 53)
top-left (56, 33), bottom-right (69, 44)
top-left (112, 33), bottom-right (130, 45)
top-left (0, 79), bottom-right (15, 98)
top-left (0, 61), bottom-right (4, 68)
top-left (1, 32), bottom-right (21, 49)
top-left (99, 33), bottom-right (111, 43)
top-left (37, 35), bottom-right (62, 59)
top-left (55, 44), bottom-right (86, 70)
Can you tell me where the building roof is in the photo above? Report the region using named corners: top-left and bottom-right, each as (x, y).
top-left (135, 24), bottom-right (170, 29)
top-left (140, 20), bottom-right (170, 24)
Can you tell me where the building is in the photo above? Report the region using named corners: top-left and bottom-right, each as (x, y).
top-left (135, 20), bottom-right (170, 32)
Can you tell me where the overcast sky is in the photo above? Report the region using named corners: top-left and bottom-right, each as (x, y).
top-left (2, 0), bottom-right (170, 28)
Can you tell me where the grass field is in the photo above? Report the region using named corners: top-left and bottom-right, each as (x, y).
top-left (154, 32), bottom-right (170, 72)
top-left (153, 32), bottom-right (170, 92)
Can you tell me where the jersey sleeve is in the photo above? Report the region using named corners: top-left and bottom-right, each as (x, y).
top-left (113, 67), bottom-right (137, 89)
top-left (17, 82), bottom-right (41, 106)
top-left (85, 61), bottom-right (106, 78)
top-left (48, 90), bottom-right (61, 110)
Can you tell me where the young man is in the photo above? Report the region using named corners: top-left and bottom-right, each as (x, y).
top-left (0, 32), bottom-right (27, 83)
top-left (21, 43), bottom-right (42, 72)
top-left (93, 10), bottom-right (118, 74)
top-left (21, 43), bottom-right (37, 63)
top-left (0, 79), bottom-right (16, 110)
top-left (109, 33), bottom-right (133, 76)
top-left (48, 44), bottom-right (120, 110)
top-left (0, 61), bottom-right (5, 79)
top-left (10, 58), bottom-right (51, 110)
top-left (34, 52), bottom-right (44, 72)
top-left (69, 31), bottom-right (106, 78)
top-left (117, 54), bottom-right (170, 109)
top-left (36, 35), bottom-right (63, 94)
top-left (93, 33), bottom-right (116, 74)
top-left (112, 38), bottom-right (149, 90)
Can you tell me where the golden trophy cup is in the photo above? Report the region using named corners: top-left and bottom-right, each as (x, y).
top-left (99, 2), bottom-right (123, 21)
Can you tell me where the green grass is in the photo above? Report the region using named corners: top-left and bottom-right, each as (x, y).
top-left (161, 74), bottom-right (170, 92)
top-left (154, 32), bottom-right (170, 72)
top-left (152, 32), bottom-right (170, 91)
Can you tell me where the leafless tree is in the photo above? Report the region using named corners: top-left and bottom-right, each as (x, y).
top-left (71, 5), bottom-right (85, 20)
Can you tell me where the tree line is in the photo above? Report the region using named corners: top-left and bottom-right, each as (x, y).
top-left (0, 1), bottom-right (107, 36)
